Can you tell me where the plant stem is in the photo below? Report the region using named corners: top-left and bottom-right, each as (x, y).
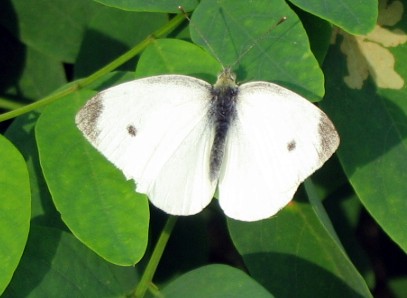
top-left (134, 216), bottom-right (178, 298)
top-left (0, 13), bottom-right (186, 123)
top-left (0, 97), bottom-right (25, 110)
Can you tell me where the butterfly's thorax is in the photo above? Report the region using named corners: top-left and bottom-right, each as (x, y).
top-left (208, 68), bottom-right (238, 181)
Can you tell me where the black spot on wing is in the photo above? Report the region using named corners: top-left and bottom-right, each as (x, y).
top-left (75, 94), bottom-right (104, 143)
top-left (127, 124), bottom-right (137, 137)
top-left (287, 140), bottom-right (296, 151)
top-left (318, 112), bottom-right (340, 161)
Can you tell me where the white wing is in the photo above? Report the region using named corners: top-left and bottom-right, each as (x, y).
top-left (218, 82), bottom-right (339, 221)
top-left (76, 75), bottom-right (217, 215)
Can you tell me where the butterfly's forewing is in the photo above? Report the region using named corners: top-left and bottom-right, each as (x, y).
top-left (76, 75), bottom-right (217, 215)
top-left (219, 82), bottom-right (339, 221)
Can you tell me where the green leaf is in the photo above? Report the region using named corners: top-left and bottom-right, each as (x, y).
top-left (320, 24), bottom-right (407, 252)
top-left (74, 9), bottom-right (168, 78)
top-left (191, 0), bottom-right (325, 101)
top-left (161, 264), bottom-right (273, 297)
top-left (388, 277), bottom-right (407, 298)
top-left (0, 27), bottom-right (66, 103)
top-left (0, 26), bottom-right (23, 97)
top-left (228, 202), bottom-right (372, 297)
top-left (94, 0), bottom-right (198, 13)
top-left (0, 134), bottom-right (30, 295)
top-left (0, 0), bottom-right (99, 62)
top-left (152, 215), bottom-right (210, 281)
top-left (3, 226), bottom-right (138, 297)
top-left (135, 38), bottom-right (221, 82)
top-left (36, 90), bottom-right (149, 265)
top-left (324, 193), bottom-right (375, 288)
top-left (5, 113), bottom-right (65, 228)
top-left (5, 46), bottom-right (66, 101)
top-left (289, 0), bottom-right (378, 35)
top-left (293, 8), bottom-right (332, 65)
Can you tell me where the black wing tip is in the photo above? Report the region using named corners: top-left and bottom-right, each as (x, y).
top-left (318, 112), bottom-right (340, 161)
top-left (76, 94), bottom-right (104, 143)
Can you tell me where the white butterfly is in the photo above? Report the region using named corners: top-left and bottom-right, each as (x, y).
top-left (76, 67), bottom-right (339, 221)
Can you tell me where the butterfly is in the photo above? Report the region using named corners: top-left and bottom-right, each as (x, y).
top-left (75, 67), bottom-right (339, 221)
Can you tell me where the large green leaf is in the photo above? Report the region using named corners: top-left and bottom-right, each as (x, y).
top-left (0, 27), bottom-right (66, 102)
top-left (0, 0), bottom-right (169, 65)
top-left (0, 134), bottom-right (30, 295)
top-left (162, 264), bottom-right (273, 297)
top-left (36, 90), bottom-right (149, 265)
top-left (190, 0), bottom-right (325, 101)
top-left (5, 113), bottom-right (65, 228)
top-left (135, 38), bottom-right (221, 81)
top-left (94, 0), bottom-right (198, 13)
top-left (3, 226), bottom-right (138, 297)
top-left (4, 46), bottom-right (66, 101)
top-left (228, 202), bottom-right (372, 297)
top-left (0, 0), bottom-right (99, 62)
top-left (74, 9), bottom-right (168, 78)
top-left (320, 20), bottom-right (407, 252)
top-left (293, 8), bottom-right (332, 65)
top-left (289, 0), bottom-right (378, 35)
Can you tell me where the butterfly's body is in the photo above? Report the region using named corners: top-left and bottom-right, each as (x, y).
top-left (76, 68), bottom-right (339, 221)
top-left (209, 68), bottom-right (238, 181)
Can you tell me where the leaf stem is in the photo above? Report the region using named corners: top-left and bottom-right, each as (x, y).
top-left (134, 215), bottom-right (178, 298)
top-left (0, 13), bottom-right (186, 123)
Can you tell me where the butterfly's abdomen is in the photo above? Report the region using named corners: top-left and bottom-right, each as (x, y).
top-left (209, 85), bottom-right (238, 181)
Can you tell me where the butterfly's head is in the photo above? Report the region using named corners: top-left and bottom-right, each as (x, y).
top-left (214, 67), bottom-right (238, 90)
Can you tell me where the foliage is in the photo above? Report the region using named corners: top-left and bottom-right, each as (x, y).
top-left (1, 0), bottom-right (406, 297)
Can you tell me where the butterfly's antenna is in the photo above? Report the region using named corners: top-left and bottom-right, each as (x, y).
top-left (230, 16), bottom-right (287, 70)
top-left (178, 6), bottom-right (225, 70)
